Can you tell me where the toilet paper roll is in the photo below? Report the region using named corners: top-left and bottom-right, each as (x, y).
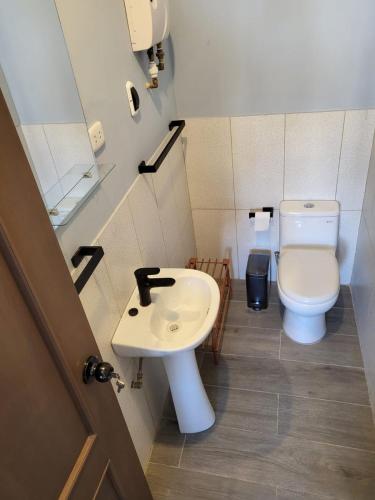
top-left (254, 211), bottom-right (270, 232)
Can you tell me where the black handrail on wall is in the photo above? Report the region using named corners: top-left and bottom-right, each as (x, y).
top-left (71, 246), bottom-right (104, 294)
top-left (138, 120), bottom-right (185, 174)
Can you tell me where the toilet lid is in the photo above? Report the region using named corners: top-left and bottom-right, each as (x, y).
top-left (278, 248), bottom-right (339, 305)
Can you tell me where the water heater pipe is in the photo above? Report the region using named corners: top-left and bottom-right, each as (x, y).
top-left (156, 42), bottom-right (165, 70)
top-left (146, 47), bottom-right (159, 89)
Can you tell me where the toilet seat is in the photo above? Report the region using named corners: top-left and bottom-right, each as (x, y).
top-left (278, 248), bottom-right (339, 306)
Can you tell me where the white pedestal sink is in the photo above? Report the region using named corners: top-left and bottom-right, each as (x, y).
top-left (112, 268), bottom-right (220, 433)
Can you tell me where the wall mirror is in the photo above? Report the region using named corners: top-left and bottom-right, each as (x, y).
top-left (0, 0), bottom-right (113, 227)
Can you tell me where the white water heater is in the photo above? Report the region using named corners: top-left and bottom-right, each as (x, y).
top-left (124, 0), bottom-right (170, 52)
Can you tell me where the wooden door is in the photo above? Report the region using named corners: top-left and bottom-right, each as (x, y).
top-left (0, 93), bottom-right (153, 499)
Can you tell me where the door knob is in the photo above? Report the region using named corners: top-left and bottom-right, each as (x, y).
top-left (83, 356), bottom-right (125, 393)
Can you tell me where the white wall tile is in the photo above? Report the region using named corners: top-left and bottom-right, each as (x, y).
top-left (361, 289), bottom-right (375, 416)
top-left (77, 255), bottom-right (156, 467)
top-left (180, 212), bottom-right (197, 265)
top-left (128, 175), bottom-right (168, 268)
top-left (336, 110), bottom-right (375, 210)
top-left (232, 115), bottom-right (284, 209)
top-left (77, 253), bottom-right (122, 367)
top-left (152, 149), bottom-right (179, 243)
top-left (192, 209), bottom-right (239, 278)
top-left (285, 111), bottom-right (344, 200)
top-left (142, 358), bottom-right (169, 425)
top-left (170, 140), bottom-right (192, 227)
top-left (168, 212), bottom-right (197, 268)
top-left (77, 262), bottom-right (118, 365)
top-left (76, 241), bottom-right (162, 468)
top-left (71, 136), bottom-right (193, 466)
top-left (44, 123), bottom-right (95, 178)
top-left (152, 140), bottom-right (196, 267)
top-left (236, 210), bottom-right (279, 281)
top-left (351, 114), bottom-right (375, 419)
top-left (57, 181), bottom-right (114, 273)
top-left (352, 217), bottom-right (375, 331)
top-left (337, 210), bottom-right (361, 284)
top-left (362, 136), bottom-right (375, 226)
top-left (183, 118), bottom-right (234, 209)
top-left (21, 124), bottom-right (59, 194)
top-left (98, 198), bottom-right (143, 315)
top-left (352, 217), bottom-right (375, 415)
top-left (116, 358), bottom-right (157, 469)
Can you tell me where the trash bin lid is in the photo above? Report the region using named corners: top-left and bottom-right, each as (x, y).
top-left (246, 254), bottom-right (270, 277)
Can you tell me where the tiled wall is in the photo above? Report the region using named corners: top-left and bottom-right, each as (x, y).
top-left (352, 136), bottom-right (375, 416)
top-left (19, 123), bottom-right (94, 206)
top-left (183, 110), bottom-right (375, 283)
top-left (72, 137), bottom-right (195, 468)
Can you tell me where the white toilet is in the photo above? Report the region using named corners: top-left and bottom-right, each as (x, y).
top-left (277, 201), bottom-right (340, 344)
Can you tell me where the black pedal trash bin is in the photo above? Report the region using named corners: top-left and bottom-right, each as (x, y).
top-left (246, 253), bottom-right (270, 311)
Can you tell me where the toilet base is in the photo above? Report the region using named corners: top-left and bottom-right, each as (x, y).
top-left (283, 308), bottom-right (326, 344)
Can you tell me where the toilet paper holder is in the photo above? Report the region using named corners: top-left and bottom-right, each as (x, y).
top-left (249, 207), bottom-right (274, 219)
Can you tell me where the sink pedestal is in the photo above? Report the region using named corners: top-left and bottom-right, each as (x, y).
top-left (163, 350), bottom-right (215, 433)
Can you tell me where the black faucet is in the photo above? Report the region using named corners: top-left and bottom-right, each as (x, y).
top-left (134, 268), bottom-right (175, 306)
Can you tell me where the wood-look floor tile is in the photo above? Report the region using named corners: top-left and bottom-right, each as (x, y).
top-left (162, 393), bottom-right (177, 421)
top-left (200, 355), bottom-right (370, 405)
top-left (147, 463), bottom-right (276, 500)
top-left (278, 395), bottom-right (375, 451)
top-left (231, 279), bottom-right (248, 302)
top-left (280, 332), bottom-right (363, 367)
top-left (222, 325), bottom-right (280, 358)
top-left (277, 488), bottom-right (333, 499)
top-left (149, 419), bottom-right (185, 466)
top-left (227, 301), bottom-right (283, 329)
top-left (326, 307), bottom-right (357, 335)
top-left (231, 280), bottom-right (280, 304)
top-left (334, 286), bottom-right (353, 309)
top-left (181, 426), bottom-right (375, 500)
top-left (205, 385), bottom-right (277, 432)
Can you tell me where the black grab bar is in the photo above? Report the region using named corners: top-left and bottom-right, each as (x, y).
top-left (138, 120), bottom-right (185, 174)
top-left (71, 246), bottom-right (104, 294)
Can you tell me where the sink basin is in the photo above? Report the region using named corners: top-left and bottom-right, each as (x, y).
top-left (112, 268), bottom-right (220, 433)
top-left (112, 268), bottom-right (220, 357)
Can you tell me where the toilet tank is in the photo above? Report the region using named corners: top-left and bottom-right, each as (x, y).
top-left (279, 201), bottom-right (339, 250)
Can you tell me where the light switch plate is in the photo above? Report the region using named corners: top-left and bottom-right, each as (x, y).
top-left (88, 121), bottom-right (105, 153)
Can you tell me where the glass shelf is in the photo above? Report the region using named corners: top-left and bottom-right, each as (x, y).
top-left (46, 163), bottom-right (115, 227)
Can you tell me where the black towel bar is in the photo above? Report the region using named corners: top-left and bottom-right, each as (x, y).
top-left (138, 120), bottom-right (185, 174)
top-left (71, 246), bottom-right (104, 294)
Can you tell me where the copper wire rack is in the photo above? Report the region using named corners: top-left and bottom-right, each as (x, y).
top-left (186, 257), bottom-right (232, 364)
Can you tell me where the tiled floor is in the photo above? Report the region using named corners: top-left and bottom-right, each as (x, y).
top-left (146, 281), bottom-right (375, 500)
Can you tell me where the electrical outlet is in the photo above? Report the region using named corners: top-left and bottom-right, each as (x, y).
top-left (88, 121), bottom-right (105, 153)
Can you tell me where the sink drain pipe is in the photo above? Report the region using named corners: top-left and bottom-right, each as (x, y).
top-left (131, 357), bottom-right (144, 389)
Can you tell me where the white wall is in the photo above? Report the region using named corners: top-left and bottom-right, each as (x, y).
top-left (74, 137), bottom-right (195, 467)
top-left (352, 137), bottom-right (375, 416)
top-left (54, 0), bottom-right (178, 273)
top-left (171, 0), bottom-right (375, 117)
top-left (0, 0), bottom-right (84, 124)
top-left (183, 110), bottom-right (375, 283)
